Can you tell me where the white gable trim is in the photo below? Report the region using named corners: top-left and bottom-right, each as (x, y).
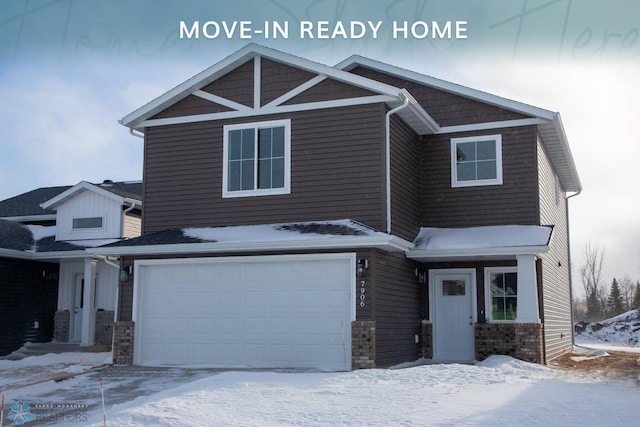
top-left (254, 55), bottom-right (261, 108)
top-left (121, 44), bottom-right (406, 130)
top-left (263, 74), bottom-right (328, 108)
top-left (41, 181), bottom-right (125, 210)
top-left (137, 95), bottom-right (398, 128)
top-left (193, 90), bottom-right (252, 112)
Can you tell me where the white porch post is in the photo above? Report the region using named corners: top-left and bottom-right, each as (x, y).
top-left (80, 257), bottom-right (97, 346)
top-left (515, 254), bottom-right (540, 323)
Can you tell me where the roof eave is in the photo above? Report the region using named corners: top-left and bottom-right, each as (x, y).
top-left (407, 245), bottom-right (550, 261)
top-left (88, 235), bottom-right (414, 257)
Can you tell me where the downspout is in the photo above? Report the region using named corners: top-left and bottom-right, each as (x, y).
top-left (565, 188), bottom-right (582, 348)
top-left (129, 128), bottom-right (144, 139)
top-left (384, 92), bottom-right (410, 234)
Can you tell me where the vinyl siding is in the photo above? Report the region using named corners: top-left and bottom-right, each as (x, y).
top-left (372, 250), bottom-right (421, 366)
top-left (389, 115), bottom-right (420, 241)
top-left (123, 212), bottom-right (141, 238)
top-left (349, 66), bottom-right (530, 127)
top-left (55, 191), bottom-right (124, 240)
top-left (142, 103), bottom-right (387, 233)
top-left (260, 58), bottom-right (316, 106)
top-left (152, 95), bottom-right (232, 119)
top-left (537, 138), bottom-right (573, 361)
top-left (420, 126), bottom-right (539, 227)
top-left (200, 59), bottom-right (254, 107)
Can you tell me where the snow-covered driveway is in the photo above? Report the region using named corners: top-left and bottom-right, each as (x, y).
top-left (1, 351), bottom-right (639, 426)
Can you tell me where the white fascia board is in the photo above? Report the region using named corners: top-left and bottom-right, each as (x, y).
top-left (121, 43), bottom-right (405, 131)
top-left (0, 249), bottom-right (33, 260)
top-left (138, 95), bottom-right (397, 129)
top-left (40, 181), bottom-right (124, 209)
top-left (407, 245), bottom-right (550, 260)
top-left (438, 118), bottom-right (548, 134)
top-left (0, 214), bottom-right (57, 222)
top-left (88, 235), bottom-right (413, 257)
top-left (551, 113), bottom-right (582, 192)
top-left (0, 248), bottom-right (90, 261)
top-left (337, 55), bottom-right (556, 121)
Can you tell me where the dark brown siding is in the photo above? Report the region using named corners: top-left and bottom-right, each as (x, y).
top-left (261, 58), bottom-right (316, 106)
top-left (201, 59), bottom-right (254, 107)
top-left (420, 126), bottom-right (539, 227)
top-left (390, 115), bottom-right (420, 241)
top-left (350, 66), bottom-right (530, 127)
top-left (372, 250), bottom-right (421, 367)
top-left (0, 258), bottom-right (59, 355)
top-left (152, 95), bottom-right (232, 119)
top-left (142, 103), bottom-right (387, 233)
top-left (285, 78), bottom-right (377, 105)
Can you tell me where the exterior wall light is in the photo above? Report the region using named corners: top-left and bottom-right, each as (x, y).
top-left (120, 266), bottom-right (132, 282)
top-left (356, 259), bottom-right (368, 277)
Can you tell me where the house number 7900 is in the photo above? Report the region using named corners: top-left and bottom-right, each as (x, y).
top-left (360, 280), bottom-right (366, 307)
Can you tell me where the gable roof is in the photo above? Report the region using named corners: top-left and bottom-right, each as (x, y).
top-left (121, 44), bottom-right (580, 193)
top-left (119, 43), bottom-right (439, 135)
top-left (336, 55), bottom-right (581, 193)
top-left (40, 180), bottom-right (142, 210)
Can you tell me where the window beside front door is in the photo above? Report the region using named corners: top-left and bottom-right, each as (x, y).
top-left (450, 134), bottom-right (503, 187)
top-left (485, 267), bottom-right (518, 321)
top-left (222, 119), bottom-right (291, 198)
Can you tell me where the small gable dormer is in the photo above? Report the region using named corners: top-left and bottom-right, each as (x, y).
top-left (40, 181), bottom-right (141, 242)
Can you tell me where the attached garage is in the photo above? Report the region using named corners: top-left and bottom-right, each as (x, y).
top-left (133, 253), bottom-right (355, 370)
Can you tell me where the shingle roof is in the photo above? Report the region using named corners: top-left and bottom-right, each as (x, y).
top-left (0, 186), bottom-right (70, 218)
top-left (0, 219), bottom-right (34, 251)
top-left (0, 181), bottom-right (142, 218)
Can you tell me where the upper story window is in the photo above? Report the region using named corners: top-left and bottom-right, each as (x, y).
top-left (451, 134), bottom-right (503, 187)
top-left (484, 267), bottom-right (518, 321)
top-left (223, 119), bottom-right (291, 198)
top-left (72, 216), bottom-right (103, 230)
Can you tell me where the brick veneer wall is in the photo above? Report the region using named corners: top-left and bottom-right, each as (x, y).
top-left (421, 322), bottom-right (433, 359)
top-left (352, 321), bottom-right (376, 369)
top-left (113, 321), bottom-right (135, 365)
top-left (95, 310), bottom-right (115, 346)
top-left (475, 323), bottom-right (544, 364)
top-left (54, 310), bottom-right (70, 342)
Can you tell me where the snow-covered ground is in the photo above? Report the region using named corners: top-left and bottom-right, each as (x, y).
top-left (1, 312), bottom-right (638, 426)
top-left (575, 308), bottom-right (640, 348)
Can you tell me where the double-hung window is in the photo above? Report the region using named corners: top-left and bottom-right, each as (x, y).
top-left (222, 119), bottom-right (291, 198)
top-left (451, 134), bottom-right (503, 187)
top-left (484, 267), bottom-right (518, 321)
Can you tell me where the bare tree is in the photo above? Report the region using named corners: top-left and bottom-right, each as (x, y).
top-left (580, 241), bottom-right (605, 320)
top-left (619, 275), bottom-right (636, 311)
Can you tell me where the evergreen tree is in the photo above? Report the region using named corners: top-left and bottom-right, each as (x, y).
top-left (586, 288), bottom-right (601, 321)
top-left (607, 278), bottom-right (625, 316)
top-left (633, 282), bottom-right (640, 310)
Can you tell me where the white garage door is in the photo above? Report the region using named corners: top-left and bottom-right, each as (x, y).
top-left (134, 254), bottom-right (354, 370)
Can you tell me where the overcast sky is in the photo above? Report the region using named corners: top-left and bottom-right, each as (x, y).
top-left (1, 1), bottom-right (638, 294)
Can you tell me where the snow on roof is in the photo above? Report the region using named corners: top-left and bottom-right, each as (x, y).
top-left (408, 225), bottom-right (553, 260)
top-left (183, 219), bottom-right (378, 243)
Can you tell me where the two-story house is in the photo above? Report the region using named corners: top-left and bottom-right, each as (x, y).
top-left (95, 44), bottom-right (581, 370)
top-left (0, 180), bottom-right (142, 355)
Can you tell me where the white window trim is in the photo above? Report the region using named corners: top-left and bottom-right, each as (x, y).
top-left (451, 134), bottom-right (503, 188)
top-left (71, 216), bottom-right (105, 231)
top-left (222, 119), bottom-right (291, 198)
top-left (484, 266), bottom-right (518, 323)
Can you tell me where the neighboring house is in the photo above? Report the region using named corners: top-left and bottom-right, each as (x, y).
top-left (94, 44), bottom-right (581, 370)
top-left (0, 180), bottom-right (142, 355)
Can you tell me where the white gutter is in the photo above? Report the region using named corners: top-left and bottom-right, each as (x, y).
top-left (385, 92), bottom-right (410, 234)
top-left (129, 128), bottom-right (144, 139)
top-left (0, 214), bottom-right (56, 223)
top-left (407, 245), bottom-right (550, 260)
top-left (87, 235), bottom-right (414, 257)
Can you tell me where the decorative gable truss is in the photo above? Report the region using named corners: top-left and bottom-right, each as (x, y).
top-left (121, 44), bottom-right (438, 135)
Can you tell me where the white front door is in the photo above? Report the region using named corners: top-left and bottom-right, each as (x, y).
top-left (72, 275), bottom-right (84, 342)
top-left (433, 272), bottom-right (475, 361)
